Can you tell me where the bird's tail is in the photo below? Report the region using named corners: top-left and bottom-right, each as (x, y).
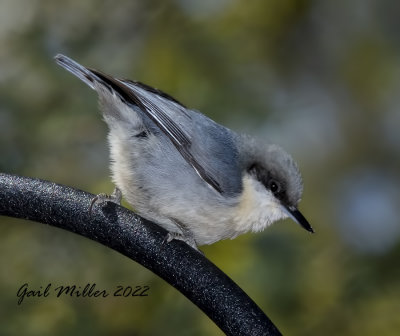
top-left (54, 54), bottom-right (99, 90)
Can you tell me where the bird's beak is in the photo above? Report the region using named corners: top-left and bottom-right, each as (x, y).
top-left (285, 206), bottom-right (314, 233)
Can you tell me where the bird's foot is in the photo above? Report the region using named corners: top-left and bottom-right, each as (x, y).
top-left (164, 232), bottom-right (203, 255)
top-left (89, 187), bottom-right (122, 215)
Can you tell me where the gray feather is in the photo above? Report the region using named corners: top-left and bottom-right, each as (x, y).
top-left (54, 54), bottom-right (242, 196)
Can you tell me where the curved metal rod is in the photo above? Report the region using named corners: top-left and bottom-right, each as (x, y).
top-left (0, 173), bottom-right (281, 336)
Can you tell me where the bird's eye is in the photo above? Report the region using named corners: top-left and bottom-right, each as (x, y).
top-left (268, 180), bottom-right (280, 194)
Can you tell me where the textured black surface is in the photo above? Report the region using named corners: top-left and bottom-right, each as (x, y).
top-left (0, 173), bottom-right (281, 336)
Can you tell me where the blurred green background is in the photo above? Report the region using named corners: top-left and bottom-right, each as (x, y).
top-left (1, 0), bottom-right (400, 335)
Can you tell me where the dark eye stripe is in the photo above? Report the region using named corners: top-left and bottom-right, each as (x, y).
top-left (248, 163), bottom-right (290, 204)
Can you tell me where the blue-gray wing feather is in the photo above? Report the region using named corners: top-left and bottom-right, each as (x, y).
top-left (90, 70), bottom-right (242, 195)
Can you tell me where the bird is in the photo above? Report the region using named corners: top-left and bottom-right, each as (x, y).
top-left (55, 54), bottom-right (314, 251)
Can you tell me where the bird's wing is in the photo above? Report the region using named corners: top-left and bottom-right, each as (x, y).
top-left (89, 69), bottom-right (224, 194)
top-left (54, 54), bottom-right (238, 194)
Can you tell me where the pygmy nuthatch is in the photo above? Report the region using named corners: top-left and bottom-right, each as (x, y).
top-left (55, 54), bottom-right (314, 251)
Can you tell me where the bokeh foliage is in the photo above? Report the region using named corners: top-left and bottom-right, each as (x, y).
top-left (1, 0), bottom-right (399, 335)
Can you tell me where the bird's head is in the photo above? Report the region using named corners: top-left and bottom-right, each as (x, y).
top-left (238, 136), bottom-right (314, 233)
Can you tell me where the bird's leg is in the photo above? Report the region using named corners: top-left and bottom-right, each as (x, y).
top-left (165, 220), bottom-right (202, 254)
top-left (89, 187), bottom-right (122, 214)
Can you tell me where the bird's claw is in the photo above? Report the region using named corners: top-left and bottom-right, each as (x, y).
top-left (163, 232), bottom-right (203, 255)
top-left (89, 187), bottom-right (122, 215)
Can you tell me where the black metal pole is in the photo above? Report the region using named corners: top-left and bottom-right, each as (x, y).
top-left (0, 173), bottom-right (281, 336)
